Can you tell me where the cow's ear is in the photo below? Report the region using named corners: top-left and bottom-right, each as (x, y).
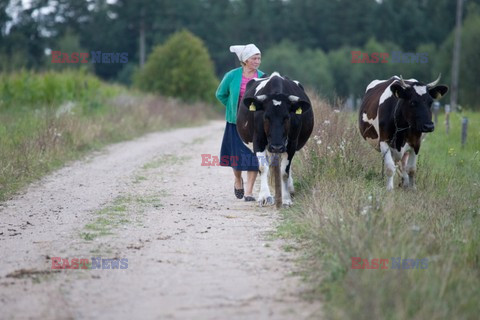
top-left (288, 95), bottom-right (311, 114)
top-left (243, 95), bottom-right (266, 112)
top-left (294, 80), bottom-right (305, 91)
top-left (429, 85), bottom-right (449, 100)
top-left (390, 83), bottom-right (409, 99)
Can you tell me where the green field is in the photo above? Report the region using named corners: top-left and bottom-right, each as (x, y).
top-left (280, 96), bottom-right (480, 319)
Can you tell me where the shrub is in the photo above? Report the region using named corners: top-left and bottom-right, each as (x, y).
top-left (134, 29), bottom-right (218, 103)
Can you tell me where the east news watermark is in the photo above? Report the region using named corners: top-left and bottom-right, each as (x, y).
top-left (51, 51), bottom-right (128, 64)
top-left (351, 51), bottom-right (428, 64)
top-left (351, 257), bottom-right (429, 270)
top-left (51, 257), bottom-right (129, 269)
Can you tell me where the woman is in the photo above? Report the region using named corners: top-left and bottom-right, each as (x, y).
top-left (216, 44), bottom-right (264, 202)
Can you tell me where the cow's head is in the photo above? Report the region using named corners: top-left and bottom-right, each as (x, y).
top-left (244, 93), bottom-right (310, 153)
top-left (390, 75), bottom-right (448, 133)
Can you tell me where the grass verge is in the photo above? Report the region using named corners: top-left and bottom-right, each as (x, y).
top-left (279, 94), bottom-right (480, 319)
top-left (0, 70), bottom-right (219, 201)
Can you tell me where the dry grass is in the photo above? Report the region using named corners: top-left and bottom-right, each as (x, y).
top-left (0, 80), bottom-right (220, 201)
top-left (279, 92), bottom-right (480, 319)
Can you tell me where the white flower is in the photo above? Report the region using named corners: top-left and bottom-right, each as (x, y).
top-left (56, 101), bottom-right (76, 118)
top-left (410, 225), bottom-right (421, 232)
top-left (323, 120), bottom-right (331, 125)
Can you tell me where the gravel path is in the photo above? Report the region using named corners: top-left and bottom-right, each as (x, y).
top-left (0, 120), bottom-right (321, 319)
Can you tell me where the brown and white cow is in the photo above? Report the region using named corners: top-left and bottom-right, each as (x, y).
top-left (359, 75), bottom-right (448, 190)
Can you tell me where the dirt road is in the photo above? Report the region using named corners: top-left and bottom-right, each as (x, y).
top-left (0, 121), bottom-right (321, 319)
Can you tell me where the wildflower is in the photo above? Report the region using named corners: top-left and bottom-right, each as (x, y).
top-left (53, 128), bottom-right (62, 138)
top-left (56, 101), bottom-right (76, 118)
top-left (360, 206), bottom-right (370, 215)
top-left (410, 225), bottom-right (421, 232)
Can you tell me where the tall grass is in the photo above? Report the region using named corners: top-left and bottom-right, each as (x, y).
top-left (280, 94), bottom-right (480, 319)
top-left (0, 70), bottom-right (218, 201)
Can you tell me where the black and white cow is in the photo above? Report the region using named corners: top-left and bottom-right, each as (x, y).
top-left (237, 72), bottom-right (314, 206)
top-left (359, 75), bottom-right (448, 190)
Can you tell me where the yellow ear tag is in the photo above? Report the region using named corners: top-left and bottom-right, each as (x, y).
top-left (295, 107), bottom-right (302, 115)
top-left (249, 103), bottom-right (256, 111)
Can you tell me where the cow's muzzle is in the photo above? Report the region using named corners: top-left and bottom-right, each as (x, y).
top-left (268, 144), bottom-right (286, 153)
top-left (421, 122), bottom-right (435, 132)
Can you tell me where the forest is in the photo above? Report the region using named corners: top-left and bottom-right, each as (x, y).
top-left (1, 0), bottom-right (479, 108)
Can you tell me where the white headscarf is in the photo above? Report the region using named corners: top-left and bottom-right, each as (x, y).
top-left (229, 44), bottom-right (261, 62)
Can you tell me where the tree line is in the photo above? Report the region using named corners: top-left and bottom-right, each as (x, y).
top-left (1, 0), bottom-right (479, 108)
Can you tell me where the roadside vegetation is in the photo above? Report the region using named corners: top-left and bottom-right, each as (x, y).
top-left (279, 94), bottom-right (480, 319)
top-left (0, 70), bottom-right (218, 201)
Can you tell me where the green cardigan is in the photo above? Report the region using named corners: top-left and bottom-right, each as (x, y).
top-left (215, 67), bottom-right (264, 124)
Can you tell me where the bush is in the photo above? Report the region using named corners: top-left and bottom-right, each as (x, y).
top-left (134, 29), bottom-right (218, 103)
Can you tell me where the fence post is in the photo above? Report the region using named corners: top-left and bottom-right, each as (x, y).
top-left (433, 101), bottom-right (440, 125)
top-left (445, 104), bottom-right (451, 134)
top-left (461, 117), bottom-right (468, 148)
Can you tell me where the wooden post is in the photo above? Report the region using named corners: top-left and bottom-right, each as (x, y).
top-left (461, 117), bottom-right (468, 148)
top-left (445, 104), bottom-right (451, 134)
top-left (433, 101), bottom-right (440, 125)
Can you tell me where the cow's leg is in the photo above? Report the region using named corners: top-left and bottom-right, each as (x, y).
top-left (256, 151), bottom-right (274, 206)
top-left (288, 169), bottom-right (294, 195)
top-left (400, 151), bottom-right (410, 188)
top-left (286, 151), bottom-right (295, 196)
top-left (280, 152), bottom-right (292, 207)
top-left (405, 151), bottom-right (418, 189)
top-left (380, 142), bottom-right (395, 190)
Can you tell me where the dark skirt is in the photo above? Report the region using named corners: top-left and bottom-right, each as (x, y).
top-left (220, 123), bottom-right (259, 171)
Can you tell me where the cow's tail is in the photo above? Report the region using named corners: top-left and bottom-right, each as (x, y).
top-left (273, 157), bottom-right (282, 209)
top-left (267, 155), bottom-right (282, 208)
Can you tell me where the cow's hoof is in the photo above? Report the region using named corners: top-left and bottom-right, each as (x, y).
top-left (282, 199), bottom-right (293, 207)
top-left (259, 196), bottom-right (275, 207)
top-left (266, 196), bottom-right (275, 205)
